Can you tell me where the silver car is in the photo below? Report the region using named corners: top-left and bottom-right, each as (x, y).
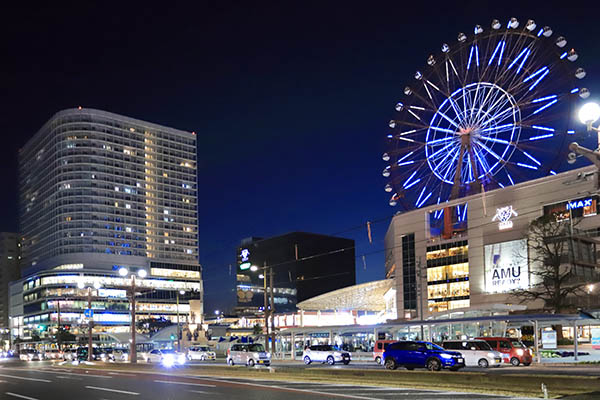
top-left (226, 343), bottom-right (270, 367)
top-left (302, 344), bottom-right (351, 365)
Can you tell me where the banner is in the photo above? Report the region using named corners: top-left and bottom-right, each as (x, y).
top-left (484, 239), bottom-right (528, 293)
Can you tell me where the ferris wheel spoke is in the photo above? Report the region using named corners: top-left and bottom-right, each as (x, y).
top-left (440, 148), bottom-right (461, 181)
top-left (476, 141), bottom-right (504, 162)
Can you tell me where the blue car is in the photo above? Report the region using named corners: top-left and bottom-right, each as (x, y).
top-left (383, 341), bottom-right (465, 371)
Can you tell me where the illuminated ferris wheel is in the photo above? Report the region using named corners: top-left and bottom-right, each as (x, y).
top-left (383, 18), bottom-right (590, 210)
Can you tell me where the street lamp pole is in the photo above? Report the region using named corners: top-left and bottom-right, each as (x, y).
top-left (130, 274), bottom-right (137, 364)
top-left (88, 287), bottom-right (93, 362)
top-left (263, 262), bottom-right (269, 350)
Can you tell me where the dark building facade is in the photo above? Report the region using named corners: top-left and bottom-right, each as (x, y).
top-left (0, 233), bottom-right (20, 330)
top-left (235, 232), bottom-right (355, 315)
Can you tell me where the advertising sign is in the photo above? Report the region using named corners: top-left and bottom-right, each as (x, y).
top-left (484, 239), bottom-right (528, 293)
top-left (591, 327), bottom-right (600, 350)
top-left (542, 330), bottom-right (557, 349)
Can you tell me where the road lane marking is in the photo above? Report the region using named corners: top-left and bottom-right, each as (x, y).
top-left (85, 386), bottom-right (140, 395)
top-left (188, 390), bottom-right (214, 394)
top-left (6, 393), bottom-right (39, 400)
top-left (108, 372), bottom-right (137, 377)
top-left (154, 379), bottom-right (216, 387)
top-left (0, 374), bottom-right (51, 383)
top-left (24, 369), bottom-right (112, 378)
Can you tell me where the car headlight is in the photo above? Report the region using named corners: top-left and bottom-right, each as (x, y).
top-left (266, 352), bottom-right (271, 359)
top-left (162, 354), bottom-right (175, 367)
top-left (177, 354), bottom-right (186, 365)
top-left (440, 353), bottom-right (453, 359)
top-left (516, 349), bottom-right (524, 356)
top-left (488, 353), bottom-right (495, 358)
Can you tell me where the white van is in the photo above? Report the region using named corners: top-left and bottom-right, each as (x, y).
top-left (226, 343), bottom-right (270, 367)
top-left (442, 340), bottom-right (503, 368)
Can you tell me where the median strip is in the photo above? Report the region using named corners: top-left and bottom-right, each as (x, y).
top-left (85, 386), bottom-right (140, 395)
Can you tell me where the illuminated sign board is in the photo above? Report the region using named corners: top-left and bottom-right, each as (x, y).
top-left (566, 198), bottom-right (593, 210)
top-left (492, 206), bottom-right (518, 230)
top-left (239, 248), bottom-right (251, 270)
top-left (484, 239), bottom-right (529, 293)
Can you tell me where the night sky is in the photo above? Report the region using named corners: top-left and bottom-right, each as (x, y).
top-left (2, 2), bottom-right (599, 313)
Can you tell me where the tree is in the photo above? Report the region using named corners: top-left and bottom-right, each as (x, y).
top-left (252, 323), bottom-right (263, 336)
top-left (511, 212), bottom-right (596, 337)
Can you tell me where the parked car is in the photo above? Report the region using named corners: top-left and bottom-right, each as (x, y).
top-left (383, 341), bottom-right (465, 371)
top-left (302, 345), bottom-right (351, 365)
top-left (476, 337), bottom-right (532, 366)
top-left (187, 345), bottom-right (216, 361)
top-left (76, 346), bottom-right (103, 361)
top-left (144, 349), bottom-right (186, 366)
top-left (227, 343), bottom-right (271, 367)
top-left (44, 349), bottom-right (63, 360)
top-left (373, 340), bottom-right (396, 364)
top-left (20, 349), bottom-right (44, 361)
top-left (98, 348), bottom-right (115, 362)
top-left (442, 340), bottom-right (503, 368)
top-left (114, 348), bottom-right (129, 362)
top-left (62, 348), bottom-right (77, 361)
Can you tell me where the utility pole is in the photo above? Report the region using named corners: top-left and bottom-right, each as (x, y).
top-left (269, 266), bottom-right (275, 355)
top-left (130, 276), bottom-right (137, 364)
top-left (57, 301), bottom-right (61, 351)
top-left (263, 261), bottom-right (269, 351)
top-left (176, 290), bottom-right (181, 352)
top-left (416, 257), bottom-right (424, 340)
top-left (88, 288), bottom-right (93, 362)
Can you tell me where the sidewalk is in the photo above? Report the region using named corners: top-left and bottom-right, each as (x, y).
top-left (538, 344), bottom-right (600, 364)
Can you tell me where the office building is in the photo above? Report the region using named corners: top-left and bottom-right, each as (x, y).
top-left (0, 233), bottom-right (20, 329)
top-left (11, 108), bottom-right (202, 341)
top-left (235, 232), bottom-right (355, 315)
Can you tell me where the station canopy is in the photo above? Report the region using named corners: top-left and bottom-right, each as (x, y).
top-left (297, 279), bottom-right (393, 312)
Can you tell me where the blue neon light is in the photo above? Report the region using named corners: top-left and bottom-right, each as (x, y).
top-left (529, 133), bottom-right (554, 141)
top-left (479, 136), bottom-right (509, 144)
top-left (522, 151), bottom-right (541, 166)
top-left (462, 203), bottom-right (468, 221)
top-left (571, 88), bottom-right (579, 94)
top-left (517, 162), bottom-right (538, 170)
top-left (404, 178), bottom-right (421, 190)
top-left (498, 182), bottom-right (505, 188)
top-left (467, 46), bottom-right (474, 71)
top-left (532, 99), bottom-right (558, 115)
top-left (528, 69), bottom-right (550, 91)
top-left (497, 41), bottom-right (506, 66)
top-left (537, 28), bottom-right (544, 36)
top-left (481, 123), bottom-right (514, 133)
top-left (403, 170), bottom-right (418, 188)
top-left (550, 170), bottom-right (557, 175)
top-left (524, 66), bottom-right (548, 82)
top-left (532, 94), bottom-right (557, 103)
top-left (475, 45), bottom-right (479, 67)
top-left (488, 41), bottom-right (502, 66)
top-left (506, 172), bottom-right (515, 186)
top-left (417, 191), bottom-right (432, 208)
top-left (508, 48), bottom-right (528, 70)
top-left (532, 125), bottom-right (555, 132)
top-left (387, 134), bottom-right (393, 138)
top-left (567, 130), bottom-right (575, 134)
top-left (430, 142), bottom-right (454, 158)
top-left (415, 186), bottom-right (427, 207)
top-left (429, 136), bottom-right (454, 144)
top-left (560, 52), bottom-right (567, 59)
top-left (516, 49), bottom-right (530, 74)
top-left (429, 126), bottom-right (456, 134)
top-left (456, 204), bottom-right (461, 221)
top-left (397, 151), bottom-right (414, 164)
top-left (397, 160), bottom-right (415, 166)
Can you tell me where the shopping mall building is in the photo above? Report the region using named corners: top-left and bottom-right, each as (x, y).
top-left (385, 165), bottom-right (600, 320)
top-left (9, 108), bottom-right (203, 342)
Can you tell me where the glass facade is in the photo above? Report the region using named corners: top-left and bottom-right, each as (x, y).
top-left (426, 240), bottom-right (470, 313)
top-left (19, 109), bottom-right (198, 265)
top-left (401, 234), bottom-right (416, 312)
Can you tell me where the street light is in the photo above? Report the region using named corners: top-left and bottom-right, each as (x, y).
top-left (578, 102), bottom-right (600, 129)
top-left (77, 279), bottom-right (102, 362)
top-left (176, 289), bottom-right (185, 352)
top-left (118, 268), bottom-right (147, 363)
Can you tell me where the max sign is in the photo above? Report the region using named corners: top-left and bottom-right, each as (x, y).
top-left (566, 198), bottom-right (593, 210)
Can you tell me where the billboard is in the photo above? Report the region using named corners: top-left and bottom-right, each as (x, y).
top-left (484, 239), bottom-right (528, 293)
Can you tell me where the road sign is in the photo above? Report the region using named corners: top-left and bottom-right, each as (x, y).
top-left (84, 309), bottom-right (94, 318)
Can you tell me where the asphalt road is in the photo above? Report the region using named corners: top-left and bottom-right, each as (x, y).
top-left (0, 361), bottom-right (528, 400)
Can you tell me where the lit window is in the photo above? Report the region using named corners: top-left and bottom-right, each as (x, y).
top-left (115, 186), bottom-right (120, 191)
top-left (115, 202), bottom-right (119, 207)
top-left (125, 204), bottom-right (131, 209)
